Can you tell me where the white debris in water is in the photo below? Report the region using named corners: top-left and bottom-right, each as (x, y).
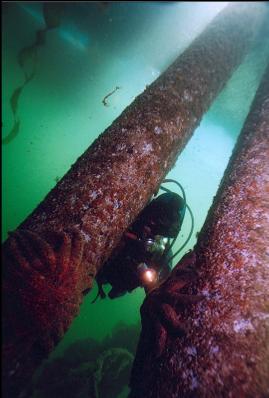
top-left (233, 319), bottom-right (254, 333)
top-left (150, 67), bottom-right (160, 78)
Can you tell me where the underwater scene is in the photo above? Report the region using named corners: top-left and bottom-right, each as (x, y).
top-left (2, 2), bottom-right (269, 398)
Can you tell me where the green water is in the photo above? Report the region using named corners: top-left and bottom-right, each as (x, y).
top-left (2, 2), bottom-right (269, 397)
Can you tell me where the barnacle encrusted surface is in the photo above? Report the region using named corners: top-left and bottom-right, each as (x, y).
top-left (2, 3), bottom-right (266, 397)
top-left (2, 228), bottom-right (91, 397)
top-left (130, 63), bottom-right (269, 398)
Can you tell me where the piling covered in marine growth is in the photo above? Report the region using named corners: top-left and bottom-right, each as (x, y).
top-left (2, 3), bottom-right (267, 397)
top-left (130, 63), bottom-right (269, 398)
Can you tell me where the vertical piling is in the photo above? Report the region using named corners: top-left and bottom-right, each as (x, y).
top-left (130, 62), bottom-right (269, 398)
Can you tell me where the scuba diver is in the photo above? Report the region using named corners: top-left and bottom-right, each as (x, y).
top-left (92, 179), bottom-right (194, 302)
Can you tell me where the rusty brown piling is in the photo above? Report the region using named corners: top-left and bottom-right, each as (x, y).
top-left (130, 62), bottom-right (269, 398)
top-left (2, 3), bottom-right (267, 397)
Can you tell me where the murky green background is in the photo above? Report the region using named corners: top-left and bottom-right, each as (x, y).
top-left (2, 2), bottom-right (268, 397)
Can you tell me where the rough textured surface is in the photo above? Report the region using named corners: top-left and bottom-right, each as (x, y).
top-left (130, 63), bottom-right (269, 398)
top-left (2, 3), bottom-right (266, 397)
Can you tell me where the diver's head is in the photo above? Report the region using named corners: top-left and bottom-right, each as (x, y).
top-left (146, 192), bottom-right (186, 238)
